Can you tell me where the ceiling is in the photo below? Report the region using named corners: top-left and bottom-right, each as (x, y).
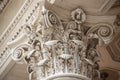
top-left (106, 32), bottom-right (120, 62)
top-left (45, 0), bottom-right (120, 21)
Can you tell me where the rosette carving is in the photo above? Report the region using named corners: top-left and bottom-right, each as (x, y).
top-left (71, 8), bottom-right (86, 24)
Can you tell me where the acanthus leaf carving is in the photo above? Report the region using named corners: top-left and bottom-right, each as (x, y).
top-left (7, 6), bottom-right (115, 80)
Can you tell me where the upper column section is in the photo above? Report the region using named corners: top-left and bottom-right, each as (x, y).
top-left (7, 1), bottom-right (115, 79)
top-left (0, 0), bottom-right (118, 80)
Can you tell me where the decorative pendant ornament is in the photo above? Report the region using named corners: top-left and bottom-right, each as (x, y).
top-left (71, 8), bottom-right (86, 24)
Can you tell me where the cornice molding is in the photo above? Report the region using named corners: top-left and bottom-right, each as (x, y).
top-left (0, 0), bottom-right (9, 13)
top-left (0, 47), bottom-right (10, 68)
top-left (0, 0), bottom-right (32, 46)
top-left (0, 0), bottom-right (33, 68)
top-left (0, 0), bottom-right (44, 68)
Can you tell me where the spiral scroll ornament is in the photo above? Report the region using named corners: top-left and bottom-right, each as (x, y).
top-left (97, 24), bottom-right (114, 44)
top-left (66, 21), bottom-right (77, 29)
top-left (12, 44), bottom-right (31, 63)
top-left (46, 10), bottom-right (62, 27)
top-left (98, 27), bottom-right (111, 37)
top-left (87, 23), bottom-right (114, 44)
top-left (12, 48), bottom-right (24, 61)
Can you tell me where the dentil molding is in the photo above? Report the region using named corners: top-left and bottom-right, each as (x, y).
top-left (0, 0), bottom-right (43, 68)
top-left (0, 0), bottom-right (9, 13)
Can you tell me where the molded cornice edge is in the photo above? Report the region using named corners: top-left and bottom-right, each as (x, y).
top-left (0, 0), bottom-right (9, 13)
top-left (0, 0), bottom-right (32, 46)
top-left (0, 0), bottom-right (45, 77)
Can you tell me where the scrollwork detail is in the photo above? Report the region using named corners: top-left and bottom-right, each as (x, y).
top-left (46, 10), bottom-right (62, 27)
top-left (12, 44), bottom-right (31, 63)
top-left (97, 24), bottom-right (113, 44)
top-left (8, 6), bottom-right (113, 80)
top-left (87, 23), bottom-right (114, 44)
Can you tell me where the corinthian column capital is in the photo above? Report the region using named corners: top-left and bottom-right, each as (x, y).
top-left (7, 4), bottom-right (115, 80)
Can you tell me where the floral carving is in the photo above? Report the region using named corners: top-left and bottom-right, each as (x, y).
top-left (71, 8), bottom-right (86, 24)
top-left (66, 21), bottom-right (82, 40)
top-left (8, 7), bottom-right (114, 80)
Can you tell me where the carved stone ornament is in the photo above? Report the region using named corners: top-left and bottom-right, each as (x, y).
top-left (11, 44), bottom-right (31, 63)
top-left (86, 23), bottom-right (114, 44)
top-left (7, 6), bottom-right (114, 80)
top-left (71, 8), bottom-right (86, 24)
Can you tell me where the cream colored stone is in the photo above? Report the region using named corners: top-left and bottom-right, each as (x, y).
top-left (0, 0), bottom-right (120, 80)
